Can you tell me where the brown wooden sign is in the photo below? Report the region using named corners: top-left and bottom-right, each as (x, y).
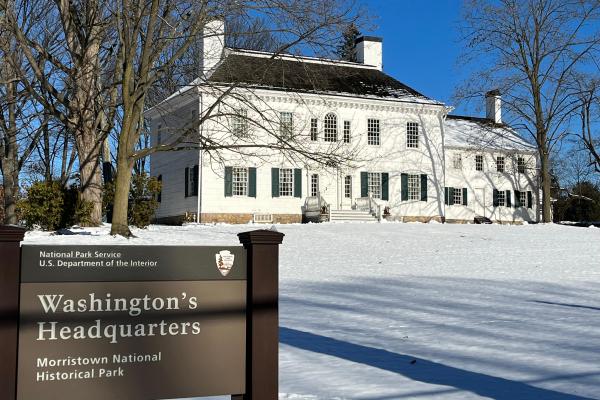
top-left (0, 227), bottom-right (283, 400)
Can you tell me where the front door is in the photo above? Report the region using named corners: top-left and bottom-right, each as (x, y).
top-left (340, 174), bottom-right (353, 209)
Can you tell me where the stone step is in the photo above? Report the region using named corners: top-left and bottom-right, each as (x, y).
top-left (329, 209), bottom-right (378, 222)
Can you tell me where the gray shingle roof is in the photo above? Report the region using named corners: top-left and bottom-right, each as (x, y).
top-left (208, 51), bottom-right (438, 104)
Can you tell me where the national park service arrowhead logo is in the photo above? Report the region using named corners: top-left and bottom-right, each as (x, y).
top-left (215, 250), bottom-right (235, 277)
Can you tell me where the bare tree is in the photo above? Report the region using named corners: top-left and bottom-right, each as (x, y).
top-left (576, 77), bottom-right (600, 173)
top-left (2, 0), bottom-right (119, 225)
top-left (0, 6), bottom-right (44, 224)
top-left (457, 0), bottom-right (600, 222)
top-left (108, 0), bottom-right (361, 236)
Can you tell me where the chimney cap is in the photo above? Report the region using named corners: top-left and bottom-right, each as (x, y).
top-left (486, 89), bottom-right (501, 97)
top-left (355, 35), bottom-right (383, 44)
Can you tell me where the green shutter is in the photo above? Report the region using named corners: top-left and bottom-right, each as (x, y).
top-left (224, 167), bottom-right (233, 197)
top-left (463, 188), bottom-right (468, 206)
top-left (506, 190), bottom-right (511, 207)
top-left (401, 173), bottom-right (408, 201)
top-left (444, 187), bottom-right (449, 205)
top-left (294, 168), bottom-right (302, 198)
top-left (360, 172), bottom-right (368, 197)
top-left (271, 168), bottom-right (279, 197)
top-left (157, 175), bottom-right (162, 203)
top-left (449, 187), bottom-right (455, 205)
top-left (193, 165), bottom-right (199, 196)
top-left (527, 191), bottom-right (533, 209)
top-left (248, 167), bottom-right (256, 198)
top-left (420, 174), bottom-right (427, 202)
top-left (381, 173), bottom-right (389, 200)
top-left (514, 190), bottom-right (521, 207)
top-left (493, 189), bottom-right (499, 207)
top-left (184, 167), bottom-right (189, 197)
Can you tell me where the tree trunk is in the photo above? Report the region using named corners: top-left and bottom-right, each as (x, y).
top-left (539, 147), bottom-right (552, 223)
top-left (110, 151), bottom-right (134, 237)
top-left (76, 132), bottom-right (103, 226)
top-left (2, 158), bottom-right (19, 225)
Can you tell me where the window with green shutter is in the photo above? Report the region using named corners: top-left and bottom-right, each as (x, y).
top-left (294, 168), bottom-right (302, 198)
top-left (381, 173), bottom-right (389, 201)
top-left (360, 172), bottom-right (368, 197)
top-left (420, 174), bottom-right (427, 201)
top-left (271, 168), bottom-right (279, 198)
top-left (224, 167), bottom-right (233, 197)
top-left (184, 167), bottom-right (189, 197)
top-left (248, 167), bottom-right (257, 198)
top-left (401, 173), bottom-right (408, 201)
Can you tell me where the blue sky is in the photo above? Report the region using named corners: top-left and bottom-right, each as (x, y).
top-left (366, 1), bottom-right (473, 115)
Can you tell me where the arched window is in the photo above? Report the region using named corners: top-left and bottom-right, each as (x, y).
top-left (324, 113), bottom-right (337, 142)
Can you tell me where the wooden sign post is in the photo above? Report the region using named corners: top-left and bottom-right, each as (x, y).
top-left (0, 226), bottom-right (283, 400)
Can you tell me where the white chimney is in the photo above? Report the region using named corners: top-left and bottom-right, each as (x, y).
top-left (355, 36), bottom-right (383, 71)
top-left (485, 89), bottom-right (502, 124)
top-left (200, 19), bottom-right (225, 77)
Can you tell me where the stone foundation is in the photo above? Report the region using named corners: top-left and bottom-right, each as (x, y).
top-left (384, 215), bottom-right (444, 223)
top-left (155, 213), bottom-right (302, 225)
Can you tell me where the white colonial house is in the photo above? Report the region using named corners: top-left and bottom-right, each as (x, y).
top-left (146, 21), bottom-right (539, 225)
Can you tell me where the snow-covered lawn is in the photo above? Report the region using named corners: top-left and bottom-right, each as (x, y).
top-left (25, 222), bottom-right (600, 399)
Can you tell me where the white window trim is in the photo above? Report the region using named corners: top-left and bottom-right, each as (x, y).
top-left (367, 118), bottom-right (381, 146)
top-left (453, 188), bottom-right (463, 205)
top-left (232, 167), bottom-right (249, 197)
top-left (496, 156), bottom-right (505, 172)
top-left (280, 111), bottom-right (294, 139)
top-left (407, 174), bottom-right (421, 201)
top-left (279, 168), bottom-right (294, 197)
top-left (475, 154), bottom-right (484, 172)
top-left (367, 172), bottom-right (382, 199)
top-left (406, 122), bottom-right (419, 149)
top-left (323, 112), bottom-right (338, 142)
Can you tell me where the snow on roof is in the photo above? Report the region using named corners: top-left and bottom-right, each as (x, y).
top-left (445, 115), bottom-right (535, 152)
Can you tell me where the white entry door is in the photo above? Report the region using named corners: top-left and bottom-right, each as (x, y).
top-left (341, 174), bottom-right (353, 209)
top-left (474, 188), bottom-right (486, 217)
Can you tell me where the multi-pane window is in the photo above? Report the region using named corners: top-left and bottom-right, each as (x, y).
top-left (368, 172), bottom-right (381, 199)
top-left (453, 153), bottom-right (462, 169)
top-left (408, 174), bottom-right (421, 200)
top-left (232, 167), bottom-right (248, 196)
top-left (497, 190), bottom-right (506, 206)
top-left (310, 118), bottom-right (318, 141)
top-left (367, 118), bottom-right (380, 146)
top-left (232, 109), bottom-right (248, 136)
top-left (453, 188), bottom-right (463, 205)
top-left (310, 174), bottom-right (319, 197)
top-left (496, 156), bottom-right (505, 172)
top-left (517, 157), bottom-right (526, 173)
top-left (280, 112), bottom-right (293, 139)
top-left (407, 122), bottom-right (419, 148)
top-left (343, 121), bottom-right (351, 143)
top-left (475, 154), bottom-right (484, 171)
top-left (324, 113), bottom-right (337, 142)
top-left (344, 175), bottom-right (352, 198)
top-left (279, 168), bottom-right (293, 197)
top-left (519, 191), bottom-right (527, 207)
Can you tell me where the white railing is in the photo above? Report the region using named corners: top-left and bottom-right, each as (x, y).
top-left (355, 192), bottom-right (384, 222)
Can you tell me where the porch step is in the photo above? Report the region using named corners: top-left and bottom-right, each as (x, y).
top-left (329, 209), bottom-right (378, 223)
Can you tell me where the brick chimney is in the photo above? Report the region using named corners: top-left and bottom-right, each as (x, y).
top-left (355, 36), bottom-right (383, 71)
top-left (486, 89), bottom-right (502, 124)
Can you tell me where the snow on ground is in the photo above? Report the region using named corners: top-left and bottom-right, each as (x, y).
top-left (25, 222), bottom-right (600, 399)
